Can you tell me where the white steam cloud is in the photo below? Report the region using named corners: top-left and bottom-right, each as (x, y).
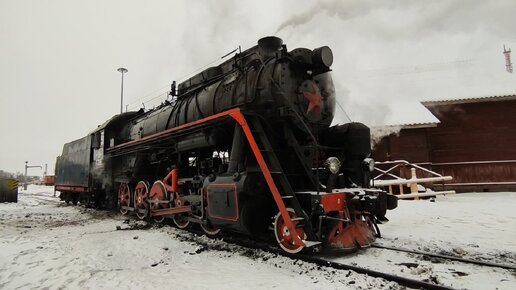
top-left (277, 0), bottom-right (516, 126)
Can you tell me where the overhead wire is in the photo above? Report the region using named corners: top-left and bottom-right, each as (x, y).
top-left (125, 85), bottom-right (170, 108)
top-left (335, 100), bottom-right (352, 122)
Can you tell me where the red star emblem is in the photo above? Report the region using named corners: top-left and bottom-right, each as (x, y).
top-left (303, 83), bottom-right (322, 114)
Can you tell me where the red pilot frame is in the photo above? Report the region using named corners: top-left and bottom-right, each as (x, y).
top-left (319, 191), bottom-right (376, 250)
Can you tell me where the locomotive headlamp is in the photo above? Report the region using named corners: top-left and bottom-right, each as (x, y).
top-left (325, 157), bottom-right (341, 174)
top-left (362, 158), bottom-right (375, 172)
top-left (312, 46), bottom-right (333, 68)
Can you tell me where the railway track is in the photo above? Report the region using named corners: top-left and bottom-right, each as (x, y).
top-left (38, 199), bottom-right (514, 290)
top-left (178, 225), bottom-right (515, 289)
top-left (294, 253), bottom-right (455, 290)
top-left (112, 216), bottom-right (516, 290)
top-left (372, 244), bottom-right (516, 271)
top-left (21, 195), bottom-right (62, 205)
top-left (50, 201), bottom-right (515, 289)
top-left (191, 231), bottom-right (457, 290)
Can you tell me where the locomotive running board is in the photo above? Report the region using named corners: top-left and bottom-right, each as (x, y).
top-left (107, 108), bottom-right (305, 248)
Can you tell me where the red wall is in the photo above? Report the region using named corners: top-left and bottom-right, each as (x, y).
top-left (426, 100), bottom-right (516, 163)
top-left (372, 98), bottom-right (516, 192)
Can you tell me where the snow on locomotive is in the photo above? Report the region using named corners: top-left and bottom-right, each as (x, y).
top-left (55, 36), bottom-right (397, 253)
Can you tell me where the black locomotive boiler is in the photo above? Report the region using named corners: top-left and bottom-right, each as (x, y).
top-left (55, 36), bottom-right (397, 253)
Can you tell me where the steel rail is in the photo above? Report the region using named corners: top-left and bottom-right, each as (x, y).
top-left (114, 214), bottom-right (456, 290)
top-left (372, 244), bottom-right (516, 270)
top-left (207, 233), bottom-right (456, 290)
top-left (295, 254), bottom-right (456, 290)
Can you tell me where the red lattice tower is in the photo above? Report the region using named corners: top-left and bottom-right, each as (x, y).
top-left (503, 45), bottom-right (513, 73)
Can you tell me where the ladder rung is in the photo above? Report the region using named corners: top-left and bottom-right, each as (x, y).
top-left (291, 217), bottom-right (304, 221)
top-left (281, 195), bottom-right (294, 199)
top-left (270, 171), bottom-right (283, 175)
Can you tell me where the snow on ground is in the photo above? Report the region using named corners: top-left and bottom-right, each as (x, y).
top-left (0, 186), bottom-right (393, 290)
top-left (0, 186), bottom-right (515, 290)
top-left (328, 192), bottom-right (516, 290)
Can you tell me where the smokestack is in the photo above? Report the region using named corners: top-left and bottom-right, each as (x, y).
top-left (257, 36), bottom-right (283, 58)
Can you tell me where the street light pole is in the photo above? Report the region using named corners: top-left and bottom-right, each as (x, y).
top-left (24, 161), bottom-right (42, 190)
top-left (117, 67), bottom-right (128, 114)
top-left (24, 161), bottom-right (27, 189)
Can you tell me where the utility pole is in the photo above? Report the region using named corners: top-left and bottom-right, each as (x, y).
top-left (117, 67), bottom-right (128, 114)
top-left (24, 161), bottom-right (42, 190)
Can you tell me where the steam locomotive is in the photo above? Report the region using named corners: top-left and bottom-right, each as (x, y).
top-left (55, 36), bottom-right (397, 253)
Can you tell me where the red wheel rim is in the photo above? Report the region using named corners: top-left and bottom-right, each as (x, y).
top-left (274, 208), bottom-right (306, 254)
top-left (134, 181), bottom-right (149, 219)
top-left (173, 214), bottom-right (190, 229)
top-left (118, 183), bottom-right (131, 215)
top-left (200, 222), bottom-right (221, 236)
top-left (149, 181), bottom-right (167, 210)
top-left (149, 180), bottom-right (168, 223)
top-left (173, 198), bottom-right (190, 229)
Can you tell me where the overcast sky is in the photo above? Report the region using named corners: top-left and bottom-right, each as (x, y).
top-left (1, 0), bottom-right (516, 175)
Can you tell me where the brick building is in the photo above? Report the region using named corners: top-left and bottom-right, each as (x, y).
top-left (372, 95), bottom-right (516, 192)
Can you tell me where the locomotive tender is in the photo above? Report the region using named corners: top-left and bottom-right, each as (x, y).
top-left (55, 36), bottom-right (397, 253)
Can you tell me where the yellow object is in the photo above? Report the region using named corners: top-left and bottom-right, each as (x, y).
top-left (6, 179), bottom-right (18, 190)
top-left (0, 178), bottom-right (19, 203)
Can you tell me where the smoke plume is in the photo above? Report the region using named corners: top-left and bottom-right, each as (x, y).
top-left (277, 0), bottom-right (516, 126)
top-left (370, 125), bottom-right (402, 149)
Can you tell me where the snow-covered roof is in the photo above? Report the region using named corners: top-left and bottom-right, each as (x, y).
top-left (421, 94), bottom-right (516, 107)
top-left (371, 122), bottom-right (437, 130)
top-left (398, 122), bottom-right (437, 129)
